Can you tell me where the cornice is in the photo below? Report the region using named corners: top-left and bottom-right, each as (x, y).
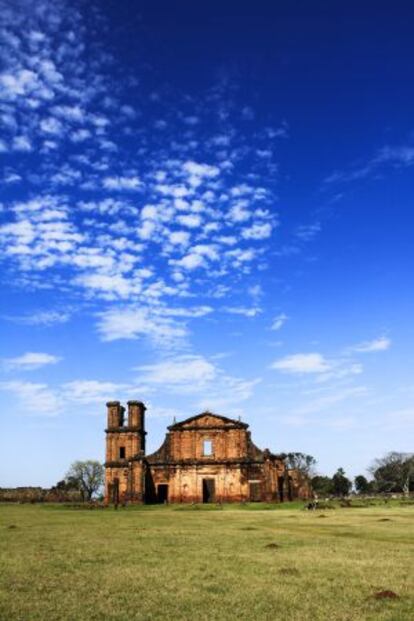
top-left (105, 427), bottom-right (147, 434)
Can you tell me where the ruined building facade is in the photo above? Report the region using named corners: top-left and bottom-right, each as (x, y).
top-left (105, 400), bottom-right (310, 504)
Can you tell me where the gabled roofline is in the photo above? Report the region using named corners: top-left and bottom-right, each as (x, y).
top-left (167, 411), bottom-right (249, 431)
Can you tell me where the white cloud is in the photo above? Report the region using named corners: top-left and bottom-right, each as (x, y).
top-left (183, 116), bottom-right (199, 125)
top-left (163, 306), bottom-right (213, 318)
top-left (12, 135), bottom-right (32, 151)
top-left (137, 220), bottom-right (156, 240)
top-left (316, 362), bottom-right (363, 384)
top-left (52, 105), bottom-right (85, 122)
top-left (247, 283), bottom-right (261, 296)
top-left (351, 336), bottom-right (391, 353)
top-left (217, 235), bottom-right (237, 246)
top-left (62, 380), bottom-right (129, 404)
top-left (7, 310), bottom-right (71, 326)
top-left (271, 313), bottom-right (288, 331)
top-left (141, 204), bottom-right (158, 220)
top-left (191, 244), bottom-right (219, 261)
top-left (242, 222), bottom-right (272, 240)
top-left (120, 104), bottom-right (137, 118)
top-left (97, 307), bottom-right (187, 346)
top-left (376, 145), bottom-right (414, 165)
top-left (324, 143), bottom-right (414, 186)
top-left (293, 386), bottom-right (369, 416)
top-left (0, 219), bottom-right (35, 244)
top-left (271, 353), bottom-right (330, 374)
top-left (172, 253), bottom-right (205, 270)
top-left (135, 354), bottom-right (261, 410)
top-left (74, 273), bottom-right (135, 298)
top-left (228, 202), bottom-right (251, 223)
top-left (0, 69), bottom-right (38, 98)
top-left (272, 348), bottom-right (366, 383)
top-left (103, 176), bottom-right (141, 191)
top-left (210, 134), bottom-right (231, 147)
top-left (136, 355), bottom-right (216, 386)
top-left (40, 117), bottom-right (63, 135)
top-left (226, 248), bottom-right (256, 264)
top-left (296, 223), bottom-right (321, 241)
top-left (157, 184), bottom-right (189, 198)
top-left (70, 128), bottom-right (91, 142)
top-left (197, 376), bottom-right (261, 411)
top-left (3, 352), bottom-right (61, 370)
top-left (176, 214), bottom-right (202, 228)
top-left (4, 170), bottom-right (22, 183)
top-left (0, 381), bottom-right (61, 415)
top-left (183, 161), bottom-right (220, 187)
top-left (223, 306), bottom-right (261, 318)
top-left (169, 231), bottom-right (191, 246)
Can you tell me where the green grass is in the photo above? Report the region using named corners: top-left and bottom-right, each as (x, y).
top-left (0, 503), bottom-right (413, 621)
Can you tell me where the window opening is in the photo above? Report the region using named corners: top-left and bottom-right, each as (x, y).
top-left (203, 439), bottom-right (213, 456)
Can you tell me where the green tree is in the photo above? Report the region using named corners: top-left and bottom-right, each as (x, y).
top-left (332, 468), bottom-right (351, 497)
top-left (311, 475), bottom-right (334, 497)
top-left (55, 476), bottom-right (80, 492)
top-left (354, 475), bottom-right (373, 495)
top-left (285, 452), bottom-right (317, 477)
top-left (65, 460), bottom-right (104, 501)
top-left (370, 452), bottom-right (414, 495)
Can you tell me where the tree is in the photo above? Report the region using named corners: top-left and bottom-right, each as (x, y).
top-left (55, 477), bottom-right (80, 492)
top-left (285, 453), bottom-right (317, 477)
top-left (354, 475), bottom-right (373, 495)
top-left (370, 452), bottom-right (414, 495)
top-left (48, 477), bottom-right (83, 502)
top-left (332, 468), bottom-right (351, 497)
top-left (65, 460), bottom-right (104, 501)
top-left (311, 475), bottom-right (334, 497)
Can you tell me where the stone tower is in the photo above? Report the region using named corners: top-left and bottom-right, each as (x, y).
top-left (105, 400), bottom-right (146, 503)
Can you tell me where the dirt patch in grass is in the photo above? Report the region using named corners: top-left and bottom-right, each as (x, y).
top-left (373, 590), bottom-right (399, 600)
top-left (7, 524), bottom-right (17, 529)
top-left (240, 526), bottom-right (257, 531)
top-left (265, 543), bottom-right (280, 549)
top-left (378, 518), bottom-right (392, 522)
top-left (279, 567), bottom-right (300, 576)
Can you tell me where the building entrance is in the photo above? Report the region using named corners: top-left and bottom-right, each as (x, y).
top-left (249, 481), bottom-right (261, 502)
top-left (157, 484), bottom-right (169, 504)
top-left (202, 478), bottom-right (215, 503)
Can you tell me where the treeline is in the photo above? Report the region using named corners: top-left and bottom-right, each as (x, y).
top-left (0, 485), bottom-right (83, 503)
top-left (1, 460), bottom-right (104, 503)
top-left (312, 452), bottom-right (414, 497)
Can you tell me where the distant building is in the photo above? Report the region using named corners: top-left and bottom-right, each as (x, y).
top-left (105, 401), bottom-right (311, 504)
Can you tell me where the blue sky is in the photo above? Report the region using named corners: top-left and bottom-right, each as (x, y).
top-left (1, 0), bottom-right (413, 487)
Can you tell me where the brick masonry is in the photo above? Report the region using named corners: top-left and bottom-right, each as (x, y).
top-left (104, 401), bottom-right (311, 504)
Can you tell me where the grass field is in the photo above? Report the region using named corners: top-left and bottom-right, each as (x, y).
top-left (0, 502), bottom-right (413, 621)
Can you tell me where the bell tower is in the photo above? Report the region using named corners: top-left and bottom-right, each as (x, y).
top-left (104, 400), bottom-right (147, 503)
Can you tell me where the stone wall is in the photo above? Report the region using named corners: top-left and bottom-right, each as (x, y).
top-left (147, 464), bottom-right (248, 503)
top-left (104, 405), bottom-right (311, 504)
top-left (167, 415), bottom-right (249, 461)
top-left (0, 487), bottom-right (82, 503)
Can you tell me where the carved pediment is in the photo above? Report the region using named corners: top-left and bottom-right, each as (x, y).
top-left (168, 411), bottom-right (248, 431)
